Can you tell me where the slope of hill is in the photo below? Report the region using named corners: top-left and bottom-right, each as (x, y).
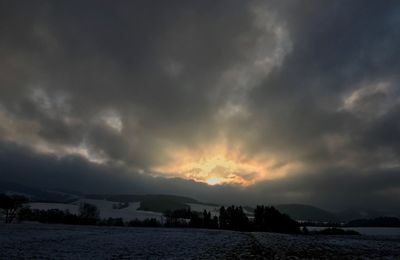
top-left (29, 199), bottom-right (163, 221)
top-left (86, 194), bottom-right (200, 213)
top-left (7, 181), bottom-right (398, 223)
top-left (338, 208), bottom-right (400, 222)
top-left (274, 204), bottom-right (339, 222)
top-left (0, 182), bottom-right (79, 203)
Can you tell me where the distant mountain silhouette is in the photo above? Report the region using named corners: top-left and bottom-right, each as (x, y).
top-left (3, 181), bottom-right (400, 222)
top-left (338, 208), bottom-right (400, 222)
top-left (273, 204), bottom-right (339, 222)
top-left (0, 181), bottom-right (79, 203)
top-left (86, 193), bottom-right (202, 212)
top-left (347, 216), bottom-right (400, 227)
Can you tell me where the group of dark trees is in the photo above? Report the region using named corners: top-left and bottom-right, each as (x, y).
top-left (219, 206), bottom-right (250, 231)
top-left (163, 208), bottom-right (219, 229)
top-left (0, 194), bottom-right (100, 225)
top-left (347, 217), bottom-right (400, 227)
top-left (1, 193), bottom-right (302, 234)
top-left (127, 218), bottom-right (162, 227)
top-left (163, 205), bottom-right (300, 233)
top-left (0, 194), bottom-right (29, 223)
top-left (17, 202), bottom-right (101, 225)
top-left (254, 205), bottom-right (300, 233)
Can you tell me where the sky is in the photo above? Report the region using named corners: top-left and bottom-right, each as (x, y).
top-left (1, 0), bottom-right (400, 210)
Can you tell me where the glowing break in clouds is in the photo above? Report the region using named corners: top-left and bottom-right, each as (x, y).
top-left (153, 135), bottom-right (304, 186)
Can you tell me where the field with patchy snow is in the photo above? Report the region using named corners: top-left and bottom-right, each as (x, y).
top-left (29, 199), bottom-right (164, 221)
top-left (252, 232), bottom-right (400, 259)
top-left (28, 199), bottom-right (229, 223)
top-left (1, 223), bottom-right (400, 259)
top-left (0, 224), bottom-right (256, 259)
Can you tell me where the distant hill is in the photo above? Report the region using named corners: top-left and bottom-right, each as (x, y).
top-left (347, 217), bottom-right (400, 227)
top-left (0, 181), bottom-right (79, 203)
top-left (338, 208), bottom-right (400, 222)
top-left (0, 181), bottom-right (213, 214)
top-left (86, 194), bottom-right (197, 203)
top-left (4, 181), bottom-right (399, 222)
top-left (86, 194), bottom-right (202, 213)
top-left (274, 204), bottom-right (339, 222)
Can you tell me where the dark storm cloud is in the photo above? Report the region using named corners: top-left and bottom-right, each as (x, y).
top-left (1, 0), bottom-right (400, 210)
top-left (1, 141), bottom-right (399, 210)
top-left (0, 140), bottom-right (247, 204)
top-left (245, 0), bottom-right (400, 160)
top-left (0, 0), bottom-right (267, 164)
top-left (256, 166), bottom-right (400, 207)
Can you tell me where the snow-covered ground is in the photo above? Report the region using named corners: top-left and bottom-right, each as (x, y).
top-left (1, 223), bottom-right (400, 259)
top-left (252, 232), bottom-right (400, 259)
top-left (29, 199), bottom-right (163, 221)
top-left (29, 202), bottom-right (78, 213)
top-left (28, 200), bottom-right (225, 221)
top-left (0, 224), bottom-right (254, 259)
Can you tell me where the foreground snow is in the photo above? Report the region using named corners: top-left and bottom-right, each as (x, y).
top-left (1, 224), bottom-right (400, 259)
top-left (0, 224), bottom-right (255, 259)
top-left (252, 232), bottom-right (400, 259)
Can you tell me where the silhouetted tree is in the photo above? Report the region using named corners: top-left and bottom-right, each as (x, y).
top-left (128, 218), bottom-right (161, 227)
top-left (253, 205), bottom-right (300, 234)
top-left (212, 216), bottom-right (219, 229)
top-left (218, 205), bottom-right (249, 231)
top-left (219, 206), bottom-right (228, 229)
top-left (18, 207), bottom-right (80, 224)
top-left (164, 208), bottom-right (192, 227)
top-left (203, 210), bottom-right (212, 228)
top-left (79, 202), bottom-right (100, 225)
top-left (189, 211), bottom-right (202, 227)
top-left (0, 194), bottom-right (29, 223)
top-left (254, 205), bottom-right (265, 228)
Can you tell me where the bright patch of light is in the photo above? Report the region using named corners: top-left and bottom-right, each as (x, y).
top-left (206, 177), bottom-right (224, 186)
top-left (153, 139), bottom-right (294, 186)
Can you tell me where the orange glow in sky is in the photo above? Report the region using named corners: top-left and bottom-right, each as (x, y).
top-left (153, 141), bottom-right (295, 186)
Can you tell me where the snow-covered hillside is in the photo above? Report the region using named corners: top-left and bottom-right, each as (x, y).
top-left (29, 199), bottom-right (163, 221)
top-left (28, 200), bottom-right (254, 221)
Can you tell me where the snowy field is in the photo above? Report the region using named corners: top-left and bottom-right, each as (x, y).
top-left (0, 224), bottom-right (255, 259)
top-left (1, 223), bottom-right (400, 259)
top-left (252, 232), bottom-right (400, 259)
top-left (29, 199), bottom-right (164, 221)
top-left (28, 200), bottom-right (226, 222)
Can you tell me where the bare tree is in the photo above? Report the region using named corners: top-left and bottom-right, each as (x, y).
top-left (0, 194), bottom-right (29, 223)
top-left (79, 202), bottom-right (100, 224)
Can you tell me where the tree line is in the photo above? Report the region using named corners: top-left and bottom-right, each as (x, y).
top-left (162, 205), bottom-right (299, 233)
top-left (1, 194), bottom-right (300, 234)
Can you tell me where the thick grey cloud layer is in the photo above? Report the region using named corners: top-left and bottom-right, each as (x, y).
top-left (1, 0), bottom-right (400, 209)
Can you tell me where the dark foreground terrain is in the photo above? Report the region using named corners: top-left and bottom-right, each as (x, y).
top-left (1, 224), bottom-right (399, 259)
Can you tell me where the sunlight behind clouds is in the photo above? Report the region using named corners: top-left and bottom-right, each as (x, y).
top-left (152, 135), bottom-right (302, 186)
